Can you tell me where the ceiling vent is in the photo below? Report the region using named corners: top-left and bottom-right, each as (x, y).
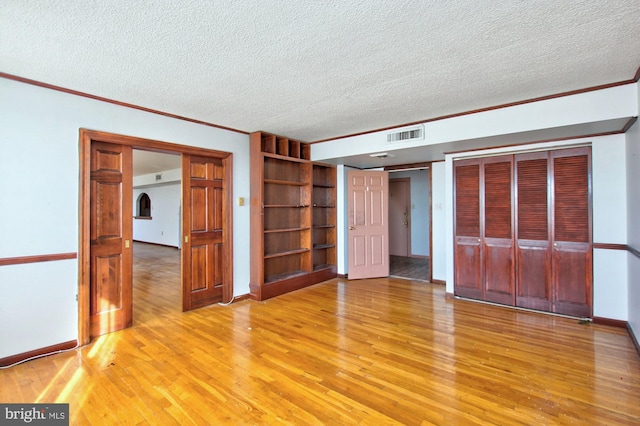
top-left (387, 125), bottom-right (424, 143)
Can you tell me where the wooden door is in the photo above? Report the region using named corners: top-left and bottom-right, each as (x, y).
top-left (454, 159), bottom-right (482, 300)
top-left (182, 154), bottom-right (225, 311)
top-left (515, 151), bottom-right (552, 311)
top-left (483, 156), bottom-right (515, 305)
top-left (551, 148), bottom-right (592, 317)
top-left (347, 170), bottom-right (389, 279)
top-left (90, 141), bottom-right (133, 336)
top-left (389, 179), bottom-right (410, 256)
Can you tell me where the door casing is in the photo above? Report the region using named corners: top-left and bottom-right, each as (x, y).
top-left (78, 129), bottom-right (234, 345)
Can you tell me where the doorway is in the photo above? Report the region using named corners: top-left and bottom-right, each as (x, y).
top-left (388, 167), bottom-right (431, 281)
top-left (132, 150), bottom-right (182, 322)
top-left (78, 129), bottom-right (234, 345)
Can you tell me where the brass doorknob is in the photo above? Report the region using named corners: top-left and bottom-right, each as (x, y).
top-left (349, 226), bottom-right (356, 230)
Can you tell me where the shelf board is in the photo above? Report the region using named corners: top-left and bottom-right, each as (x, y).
top-left (313, 224), bottom-right (336, 229)
top-left (313, 244), bottom-right (335, 250)
top-left (313, 184), bottom-right (336, 188)
top-left (264, 248), bottom-right (310, 259)
top-left (264, 179), bottom-right (308, 186)
top-left (312, 204), bottom-right (336, 208)
top-left (264, 227), bottom-right (310, 234)
top-left (264, 204), bottom-right (310, 208)
top-left (262, 152), bottom-right (309, 163)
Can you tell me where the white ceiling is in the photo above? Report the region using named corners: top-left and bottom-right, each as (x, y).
top-left (132, 150), bottom-right (180, 177)
top-left (1, 0), bottom-right (639, 147)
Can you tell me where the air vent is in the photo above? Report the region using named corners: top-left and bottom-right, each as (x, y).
top-left (155, 174), bottom-right (162, 181)
top-left (387, 125), bottom-right (424, 143)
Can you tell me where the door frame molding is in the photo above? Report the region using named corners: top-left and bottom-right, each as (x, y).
top-left (385, 163), bottom-right (433, 282)
top-left (78, 129), bottom-right (234, 345)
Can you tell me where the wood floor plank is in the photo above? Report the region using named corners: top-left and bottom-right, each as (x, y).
top-left (1, 243), bottom-right (639, 425)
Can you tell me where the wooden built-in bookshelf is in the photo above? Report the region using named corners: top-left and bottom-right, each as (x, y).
top-left (250, 132), bottom-right (336, 300)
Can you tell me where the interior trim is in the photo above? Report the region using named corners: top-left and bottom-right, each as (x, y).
top-left (592, 317), bottom-right (627, 328)
top-left (444, 134), bottom-right (615, 157)
top-left (0, 252), bottom-right (77, 266)
top-left (311, 78), bottom-right (639, 143)
top-left (0, 340), bottom-right (77, 368)
top-left (0, 72), bottom-right (248, 135)
top-left (622, 117), bottom-right (638, 133)
top-left (232, 294), bottom-right (251, 303)
top-left (629, 323), bottom-right (640, 358)
top-left (385, 162), bottom-right (431, 171)
top-left (593, 243), bottom-right (627, 251)
top-left (628, 245), bottom-right (640, 260)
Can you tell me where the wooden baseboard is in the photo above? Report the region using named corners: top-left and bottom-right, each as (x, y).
top-left (431, 279), bottom-right (446, 285)
top-left (592, 317), bottom-right (627, 328)
top-left (628, 323), bottom-right (640, 357)
top-left (445, 292), bottom-right (455, 300)
top-left (0, 340), bottom-right (78, 367)
top-left (232, 293), bottom-right (251, 303)
top-left (337, 274), bottom-right (346, 279)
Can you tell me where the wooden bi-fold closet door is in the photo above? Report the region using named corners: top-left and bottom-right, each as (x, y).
top-left (455, 147), bottom-right (592, 318)
top-left (453, 156), bottom-right (515, 305)
top-left (549, 148), bottom-right (592, 317)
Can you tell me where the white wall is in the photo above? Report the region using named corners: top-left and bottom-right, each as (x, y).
top-left (389, 169), bottom-right (430, 256)
top-left (0, 77), bottom-right (250, 359)
top-left (431, 162), bottom-right (446, 282)
top-left (133, 183), bottom-right (181, 247)
top-left (626, 119), bottom-right (640, 340)
top-left (313, 84), bottom-right (638, 162)
top-left (592, 135), bottom-right (628, 320)
top-left (444, 134), bottom-right (629, 319)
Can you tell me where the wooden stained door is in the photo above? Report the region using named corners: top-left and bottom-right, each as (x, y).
top-left (482, 156), bottom-right (515, 305)
top-left (389, 178), bottom-right (410, 256)
top-left (347, 170), bottom-right (389, 279)
top-left (89, 141), bottom-right (133, 336)
top-left (551, 148), bottom-right (592, 317)
top-left (182, 154), bottom-right (226, 311)
top-left (515, 151), bottom-right (552, 311)
top-left (454, 159), bottom-right (482, 300)
top-left (454, 147), bottom-right (592, 317)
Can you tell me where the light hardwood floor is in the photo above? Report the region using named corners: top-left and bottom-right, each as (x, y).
top-left (1, 243), bottom-right (639, 425)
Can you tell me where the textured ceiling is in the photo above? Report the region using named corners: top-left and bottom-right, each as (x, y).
top-left (1, 1), bottom-right (639, 142)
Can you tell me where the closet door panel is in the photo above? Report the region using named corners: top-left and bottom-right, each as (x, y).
top-left (454, 160), bottom-right (482, 299)
top-left (483, 157), bottom-right (514, 305)
top-left (484, 238), bottom-right (514, 305)
top-left (551, 148), bottom-right (592, 317)
top-left (515, 152), bottom-right (552, 311)
top-left (516, 240), bottom-right (551, 311)
top-left (455, 238), bottom-right (482, 299)
top-left (553, 243), bottom-right (591, 317)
